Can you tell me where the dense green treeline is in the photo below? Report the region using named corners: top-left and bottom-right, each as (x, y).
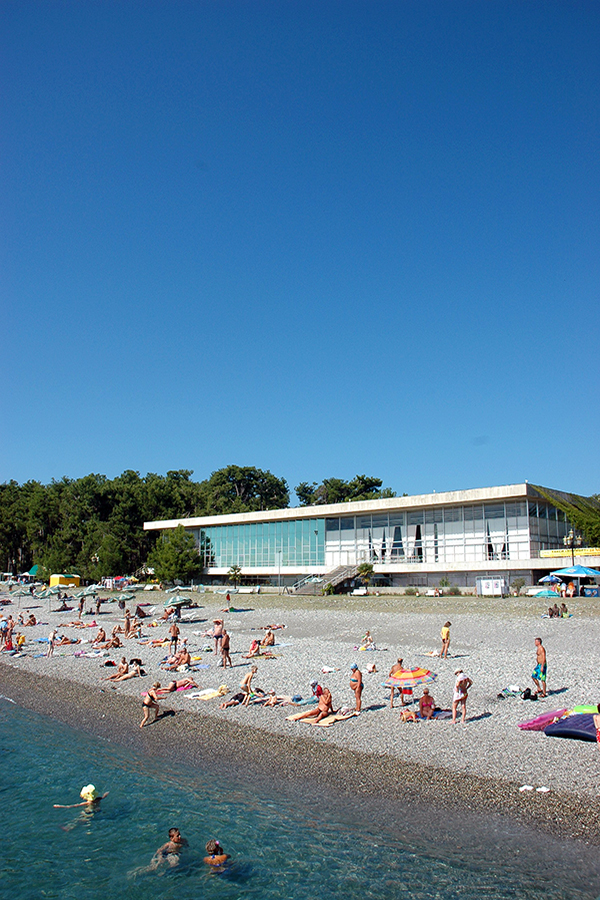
top-left (0, 465), bottom-right (395, 579)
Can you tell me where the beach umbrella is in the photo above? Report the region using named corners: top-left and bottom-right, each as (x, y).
top-left (84, 584), bottom-right (102, 595)
top-left (535, 589), bottom-right (561, 599)
top-left (166, 586), bottom-right (185, 593)
top-left (539, 574), bottom-right (561, 584)
top-left (163, 596), bottom-right (191, 606)
top-left (118, 592), bottom-right (136, 602)
top-left (550, 565), bottom-right (600, 579)
top-left (384, 667), bottom-right (437, 689)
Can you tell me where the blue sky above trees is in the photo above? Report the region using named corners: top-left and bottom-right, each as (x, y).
top-left (2, 1), bottom-right (599, 499)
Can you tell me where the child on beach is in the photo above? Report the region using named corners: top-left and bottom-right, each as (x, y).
top-left (441, 622), bottom-right (451, 658)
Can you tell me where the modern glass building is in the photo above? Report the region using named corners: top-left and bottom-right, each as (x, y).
top-left (144, 483), bottom-right (590, 587)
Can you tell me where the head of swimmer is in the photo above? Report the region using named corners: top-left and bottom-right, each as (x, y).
top-left (169, 828), bottom-right (182, 844)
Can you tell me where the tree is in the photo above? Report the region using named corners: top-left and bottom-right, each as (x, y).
top-left (535, 486), bottom-right (600, 547)
top-left (148, 525), bottom-right (201, 584)
top-left (295, 475), bottom-right (396, 506)
top-left (228, 565), bottom-right (242, 587)
top-left (199, 465), bottom-right (289, 514)
top-left (357, 562), bottom-right (374, 592)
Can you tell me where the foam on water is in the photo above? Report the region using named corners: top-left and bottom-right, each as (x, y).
top-left (1, 697), bottom-right (598, 900)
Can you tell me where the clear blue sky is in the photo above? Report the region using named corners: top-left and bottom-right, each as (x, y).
top-left (2, 1), bottom-right (599, 501)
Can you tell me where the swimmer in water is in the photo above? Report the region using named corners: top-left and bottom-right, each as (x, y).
top-left (53, 784), bottom-right (109, 808)
top-left (151, 827), bottom-right (188, 868)
top-left (204, 839), bottom-right (230, 869)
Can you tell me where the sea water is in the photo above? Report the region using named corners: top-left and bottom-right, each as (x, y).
top-left (1, 697), bottom-right (599, 900)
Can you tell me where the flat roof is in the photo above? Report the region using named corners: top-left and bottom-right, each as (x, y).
top-left (144, 481), bottom-right (556, 531)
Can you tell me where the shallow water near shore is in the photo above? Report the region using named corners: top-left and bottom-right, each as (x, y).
top-left (2, 697), bottom-right (599, 900)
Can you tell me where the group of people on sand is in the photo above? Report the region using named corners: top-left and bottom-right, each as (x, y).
top-left (546, 603), bottom-right (569, 619)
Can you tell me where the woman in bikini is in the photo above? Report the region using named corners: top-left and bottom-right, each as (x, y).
top-left (140, 682), bottom-right (161, 728)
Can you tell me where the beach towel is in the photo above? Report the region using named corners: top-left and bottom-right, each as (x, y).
top-left (518, 709), bottom-right (568, 731)
top-left (545, 714), bottom-right (597, 742)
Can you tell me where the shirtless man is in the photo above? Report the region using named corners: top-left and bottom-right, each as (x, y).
top-left (212, 619), bottom-right (224, 656)
top-left (240, 666), bottom-right (258, 705)
top-left (165, 642), bottom-right (191, 671)
top-left (532, 637), bottom-right (547, 698)
top-left (311, 687), bottom-right (334, 724)
top-left (350, 664), bottom-right (363, 712)
top-left (99, 635), bottom-right (122, 650)
top-left (124, 609), bottom-right (132, 637)
top-left (221, 628), bottom-right (232, 668)
top-left (261, 629), bottom-right (275, 647)
top-left (92, 627), bottom-right (106, 645)
top-left (389, 658), bottom-right (407, 708)
top-left (156, 678), bottom-right (197, 696)
top-left (169, 622), bottom-right (180, 655)
top-left (105, 657), bottom-right (129, 681)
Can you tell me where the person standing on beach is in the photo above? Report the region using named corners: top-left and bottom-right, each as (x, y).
top-left (441, 621), bottom-right (451, 658)
top-left (140, 682), bottom-right (161, 727)
top-left (389, 658), bottom-right (407, 708)
top-left (212, 619), bottom-right (224, 656)
top-left (221, 628), bottom-right (232, 667)
top-left (532, 637), bottom-right (547, 698)
top-left (78, 596), bottom-right (85, 620)
top-left (452, 670), bottom-right (473, 723)
top-left (240, 665), bottom-right (258, 705)
top-left (169, 622), bottom-right (180, 655)
top-left (47, 628), bottom-right (57, 658)
top-left (350, 664), bottom-right (363, 711)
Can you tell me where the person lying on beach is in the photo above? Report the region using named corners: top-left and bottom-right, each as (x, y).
top-left (55, 634), bottom-right (82, 646)
top-left (204, 839), bottom-right (229, 869)
top-left (112, 623), bottom-right (124, 635)
top-left (135, 605), bottom-right (149, 619)
top-left (156, 677), bottom-right (198, 696)
top-left (151, 828), bottom-right (188, 868)
top-left (112, 663), bottom-right (144, 682)
top-left (92, 628), bottom-right (107, 645)
top-left (128, 618), bottom-right (142, 638)
top-left (56, 600), bottom-right (72, 612)
top-left (240, 666), bottom-right (258, 705)
top-left (53, 784), bottom-right (109, 809)
top-left (219, 691), bottom-right (246, 709)
top-left (163, 642), bottom-right (191, 671)
top-left (105, 657), bottom-right (129, 680)
top-left (140, 683), bottom-right (161, 728)
top-left (98, 635), bottom-right (122, 650)
top-left (419, 688), bottom-right (436, 720)
top-left (261, 629), bottom-right (275, 647)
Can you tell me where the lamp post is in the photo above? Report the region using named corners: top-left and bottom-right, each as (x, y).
top-left (563, 529), bottom-right (582, 566)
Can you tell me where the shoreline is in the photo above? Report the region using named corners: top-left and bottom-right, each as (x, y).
top-left (3, 662), bottom-right (600, 844)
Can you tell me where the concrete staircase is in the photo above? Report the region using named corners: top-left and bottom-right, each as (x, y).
top-left (293, 565), bottom-right (360, 595)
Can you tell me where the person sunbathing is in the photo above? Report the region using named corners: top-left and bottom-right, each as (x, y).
top-left (164, 645), bottom-right (191, 671)
top-left (56, 634), bottom-right (82, 646)
top-left (127, 618), bottom-right (142, 638)
top-left (419, 688), bottom-right (436, 720)
top-left (112, 663), bottom-right (144, 681)
top-left (98, 635), bottom-right (122, 650)
top-left (311, 687), bottom-right (334, 724)
top-left (219, 691), bottom-right (246, 709)
top-left (92, 628), bottom-right (107, 645)
top-left (105, 657), bottom-right (129, 680)
top-left (156, 677), bottom-right (197, 696)
top-left (243, 639), bottom-right (261, 659)
top-left (23, 614), bottom-right (37, 627)
top-left (261, 630), bottom-right (275, 647)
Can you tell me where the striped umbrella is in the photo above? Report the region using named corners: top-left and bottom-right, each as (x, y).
top-left (384, 667), bottom-right (437, 689)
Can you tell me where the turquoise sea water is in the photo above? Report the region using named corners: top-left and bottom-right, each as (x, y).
top-left (1, 697), bottom-right (599, 900)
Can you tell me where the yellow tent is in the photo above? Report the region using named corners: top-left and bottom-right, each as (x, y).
top-left (49, 573), bottom-right (80, 587)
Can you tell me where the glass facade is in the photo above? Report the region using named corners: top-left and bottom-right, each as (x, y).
top-left (196, 518), bottom-right (325, 568)
top-left (191, 499), bottom-right (572, 569)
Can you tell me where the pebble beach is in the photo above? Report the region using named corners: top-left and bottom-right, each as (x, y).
top-left (2, 588), bottom-right (600, 843)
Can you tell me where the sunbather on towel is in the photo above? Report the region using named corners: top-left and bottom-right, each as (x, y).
top-left (311, 687), bottom-right (334, 724)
